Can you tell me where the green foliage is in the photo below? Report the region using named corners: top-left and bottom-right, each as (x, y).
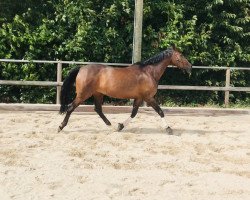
top-left (0, 0), bottom-right (249, 106)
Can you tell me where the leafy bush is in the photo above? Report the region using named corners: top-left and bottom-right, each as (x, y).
top-left (0, 0), bottom-right (249, 106)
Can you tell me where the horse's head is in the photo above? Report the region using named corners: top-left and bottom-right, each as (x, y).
top-left (170, 45), bottom-right (192, 74)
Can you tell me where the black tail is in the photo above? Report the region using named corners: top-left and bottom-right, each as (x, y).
top-left (59, 67), bottom-right (80, 114)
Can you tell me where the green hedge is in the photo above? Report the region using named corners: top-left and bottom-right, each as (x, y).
top-left (0, 0), bottom-right (249, 106)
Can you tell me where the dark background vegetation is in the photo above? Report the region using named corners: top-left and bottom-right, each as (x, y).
top-left (0, 0), bottom-right (249, 106)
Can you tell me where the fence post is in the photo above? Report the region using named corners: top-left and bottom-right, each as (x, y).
top-left (56, 61), bottom-right (62, 104)
top-left (224, 67), bottom-right (231, 107)
top-left (132, 0), bottom-right (143, 63)
top-left (133, 0), bottom-right (144, 105)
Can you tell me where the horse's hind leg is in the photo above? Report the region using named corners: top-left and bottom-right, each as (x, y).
top-left (58, 89), bottom-right (92, 132)
top-left (58, 96), bottom-right (82, 132)
top-left (144, 97), bottom-right (173, 134)
top-left (93, 93), bottom-right (111, 126)
top-left (117, 98), bottom-right (142, 131)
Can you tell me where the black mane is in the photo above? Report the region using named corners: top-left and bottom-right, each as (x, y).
top-left (135, 48), bottom-right (173, 67)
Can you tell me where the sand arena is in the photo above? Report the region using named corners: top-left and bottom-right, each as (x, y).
top-left (0, 109), bottom-right (250, 200)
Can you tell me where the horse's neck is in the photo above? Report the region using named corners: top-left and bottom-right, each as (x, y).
top-left (150, 59), bottom-right (171, 82)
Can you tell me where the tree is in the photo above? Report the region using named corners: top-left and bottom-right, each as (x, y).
top-left (0, 0), bottom-right (249, 105)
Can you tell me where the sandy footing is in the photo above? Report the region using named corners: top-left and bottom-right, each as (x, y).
top-left (0, 110), bottom-right (250, 200)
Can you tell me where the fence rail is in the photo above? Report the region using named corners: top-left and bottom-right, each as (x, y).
top-left (0, 59), bottom-right (130, 66)
top-left (0, 59), bottom-right (250, 106)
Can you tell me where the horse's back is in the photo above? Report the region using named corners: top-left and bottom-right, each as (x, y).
top-left (75, 64), bottom-right (156, 99)
top-left (78, 64), bottom-right (105, 75)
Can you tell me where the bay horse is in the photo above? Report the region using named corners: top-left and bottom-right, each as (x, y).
top-left (58, 45), bottom-right (192, 133)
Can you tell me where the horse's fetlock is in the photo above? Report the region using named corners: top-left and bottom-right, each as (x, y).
top-left (159, 112), bottom-right (164, 118)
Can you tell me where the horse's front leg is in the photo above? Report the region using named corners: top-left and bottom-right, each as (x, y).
top-left (117, 98), bottom-right (142, 131)
top-left (145, 97), bottom-right (173, 134)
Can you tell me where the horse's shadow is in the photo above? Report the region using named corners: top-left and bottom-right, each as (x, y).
top-left (61, 128), bottom-right (100, 135)
top-left (126, 128), bottom-right (243, 136)
top-left (61, 127), bottom-right (242, 136)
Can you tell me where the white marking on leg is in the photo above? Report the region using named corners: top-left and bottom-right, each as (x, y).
top-left (123, 117), bottom-right (132, 127)
top-left (161, 117), bottom-right (168, 129)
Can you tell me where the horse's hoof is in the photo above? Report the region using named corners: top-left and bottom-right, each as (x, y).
top-left (117, 123), bottom-right (124, 131)
top-left (166, 126), bottom-right (173, 135)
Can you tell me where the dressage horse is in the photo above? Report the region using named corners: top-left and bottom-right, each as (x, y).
top-left (58, 45), bottom-right (192, 133)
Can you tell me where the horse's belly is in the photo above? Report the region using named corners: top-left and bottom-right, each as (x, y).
top-left (106, 90), bottom-right (137, 99)
top-left (99, 85), bottom-right (139, 99)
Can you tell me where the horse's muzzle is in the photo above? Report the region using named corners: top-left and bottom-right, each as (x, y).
top-left (183, 66), bottom-right (192, 74)
top-left (186, 65), bottom-right (192, 74)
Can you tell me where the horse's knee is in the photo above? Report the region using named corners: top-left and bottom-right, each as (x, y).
top-left (131, 108), bottom-right (138, 118)
top-left (94, 106), bottom-right (101, 114)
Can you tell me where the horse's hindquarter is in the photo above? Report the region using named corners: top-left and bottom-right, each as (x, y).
top-left (97, 66), bottom-right (157, 99)
top-left (75, 65), bottom-right (104, 95)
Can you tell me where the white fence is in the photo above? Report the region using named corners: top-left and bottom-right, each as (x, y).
top-left (0, 59), bottom-right (250, 107)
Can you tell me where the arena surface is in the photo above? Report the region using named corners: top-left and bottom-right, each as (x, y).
top-left (0, 110), bottom-right (250, 200)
